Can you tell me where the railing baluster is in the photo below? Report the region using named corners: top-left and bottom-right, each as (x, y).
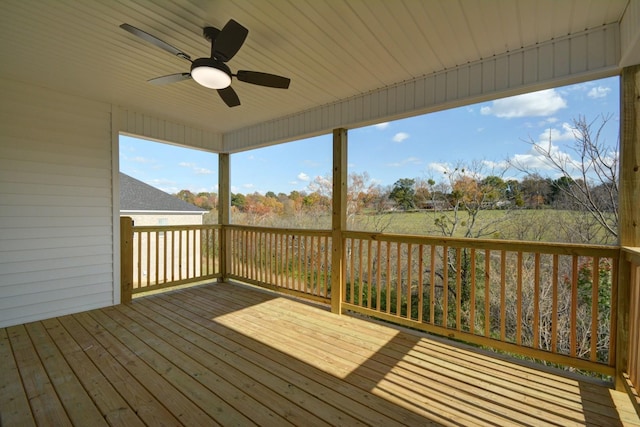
top-left (396, 242), bottom-right (402, 316)
top-left (418, 244), bottom-right (424, 323)
top-left (500, 250), bottom-right (506, 342)
top-left (571, 255), bottom-right (578, 358)
top-left (442, 245), bottom-right (448, 328)
top-left (407, 243), bottom-right (413, 319)
top-left (591, 256), bottom-right (600, 361)
top-left (484, 249), bottom-right (490, 338)
top-left (470, 248), bottom-right (476, 334)
top-left (552, 254), bottom-right (559, 354)
top-left (367, 239), bottom-right (373, 309)
top-left (516, 251), bottom-right (523, 346)
top-left (430, 245), bottom-right (436, 325)
top-left (534, 253), bottom-right (540, 349)
top-left (456, 247), bottom-right (461, 330)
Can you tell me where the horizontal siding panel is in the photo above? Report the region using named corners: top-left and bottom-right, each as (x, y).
top-left (1, 291), bottom-right (113, 327)
top-left (0, 158), bottom-right (111, 179)
top-left (1, 234), bottom-right (112, 251)
top-left (0, 253), bottom-right (113, 276)
top-left (0, 194), bottom-right (111, 208)
top-left (0, 263), bottom-right (113, 288)
top-left (0, 206), bottom-right (112, 218)
top-left (119, 108), bottom-right (223, 152)
top-left (0, 170), bottom-right (109, 189)
top-left (0, 225), bottom-right (112, 240)
top-left (0, 79), bottom-right (115, 328)
top-left (0, 244), bottom-right (112, 264)
top-left (0, 273), bottom-right (112, 299)
top-left (0, 282), bottom-right (111, 311)
top-left (0, 181), bottom-right (112, 198)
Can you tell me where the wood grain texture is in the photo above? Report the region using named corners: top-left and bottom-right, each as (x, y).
top-left (2, 282), bottom-right (638, 426)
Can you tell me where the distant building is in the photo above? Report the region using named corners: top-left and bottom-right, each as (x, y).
top-left (120, 172), bottom-right (208, 286)
top-left (119, 172), bottom-right (206, 225)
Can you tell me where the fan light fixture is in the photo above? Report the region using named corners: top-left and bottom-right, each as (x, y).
top-left (190, 58), bottom-right (231, 89)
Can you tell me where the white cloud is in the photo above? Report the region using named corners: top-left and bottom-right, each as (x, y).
top-left (179, 162), bottom-right (213, 175)
top-left (535, 122), bottom-right (576, 144)
top-left (392, 132), bottom-right (410, 143)
top-left (587, 86), bottom-right (611, 99)
top-left (242, 183), bottom-right (254, 189)
top-left (297, 172), bottom-right (310, 181)
top-left (193, 167), bottom-right (213, 175)
top-left (374, 122), bottom-right (389, 130)
top-left (427, 162), bottom-right (450, 175)
top-left (132, 156), bottom-right (155, 164)
top-left (481, 89), bottom-right (567, 118)
top-left (386, 156), bottom-right (422, 167)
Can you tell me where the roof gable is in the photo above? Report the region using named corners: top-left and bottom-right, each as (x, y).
top-left (119, 172), bottom-right (206, 213)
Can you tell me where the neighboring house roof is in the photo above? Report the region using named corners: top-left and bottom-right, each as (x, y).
top-left (120, 172), bottom-right (206, 213)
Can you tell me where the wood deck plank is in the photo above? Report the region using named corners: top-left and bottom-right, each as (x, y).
top-left (190, 286), bottom-right (577, 426)
top-left (23, 322), bottom-right (108, 427)
top-left (104, 304), bottom-right (303, 426)
top-left (57, 314), bottom-right (182, 426)
top-left (2, 282), bottom-right (638, 427)
top-left (6, 324), bottom-right (72, 426)
top-left (121, 302), bottom-right (354, 427)
top-left (39, 318), bottom-right (145, 427)
top-left (73, 311), bottom-right (219, 426)
top-left (145, 293), bottom-right (432, 426)
top-left (0, 328), bottom-right (35, 427)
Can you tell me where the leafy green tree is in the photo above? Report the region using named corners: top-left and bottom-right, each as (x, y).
top-left (389, 178), bottom-right (416, 210)
top-left (231, 193), bottom-right (246, 210)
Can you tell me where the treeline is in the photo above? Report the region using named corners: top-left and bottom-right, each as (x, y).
top-left (174, 172), bottom-right (616, 217)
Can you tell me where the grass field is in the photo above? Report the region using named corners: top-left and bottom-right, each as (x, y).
top-left (350, 208), bottom-right (617, 244)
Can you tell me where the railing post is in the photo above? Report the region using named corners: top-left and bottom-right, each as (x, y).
top-left (331, 128), bottom-right (347, 314)
top-left (120, 216), bottom-right (133, 303)
top-left (218, 153), bottom-right (231, 282)
top-left (617, 65), bottom-right (640, 391)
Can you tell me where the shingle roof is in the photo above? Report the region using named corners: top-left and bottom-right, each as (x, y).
top-left (119, 172), bottom-right (206, 212)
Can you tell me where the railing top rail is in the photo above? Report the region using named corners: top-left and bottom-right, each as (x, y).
top-left (226, 224), bottom-right (331, 237)
top-left (623, 246), bottom-right (640, 264)
top-left (343, 230), bottom-right (620, 257)
top-left (132, 224), bottom-right (221, 232)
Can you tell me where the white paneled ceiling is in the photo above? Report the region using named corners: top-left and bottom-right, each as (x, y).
top-left (0, 0), bottom-right (632, 149)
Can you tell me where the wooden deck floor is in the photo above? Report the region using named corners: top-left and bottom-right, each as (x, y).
top-left (2, 282), bottom-right (639, 427)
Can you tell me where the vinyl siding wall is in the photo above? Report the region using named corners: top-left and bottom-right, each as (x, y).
top-left (0, 79), bottom-right (114, 327)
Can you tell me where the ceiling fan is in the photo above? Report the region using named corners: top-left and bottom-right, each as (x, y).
top-left (120, 20), bottom-right (290, 107)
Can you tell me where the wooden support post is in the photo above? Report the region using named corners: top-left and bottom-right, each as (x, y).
top-left (120, 216), bottom-right (133, 303)
top-left (616, 65), bottom-right (640, 390)
top-left (218, 153), bottom-right (231, 282)
top-left (331, 128), bottom-right (347, 314)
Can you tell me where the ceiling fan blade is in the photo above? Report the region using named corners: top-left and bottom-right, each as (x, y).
top-left (213, 19), bottom-right (248, 62)
top-left (217, 86), bottom-right (241, 107)
top-left (236, 71), bottom-right (290, 89)
top-left (147, 73), bottom-right (192, 85)
top-left (120, 23), bottom-right (191, 62)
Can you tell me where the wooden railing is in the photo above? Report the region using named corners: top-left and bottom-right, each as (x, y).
top-left (623, 247), bottom-right (640, 409)
top-left (120, 218), bottom-right (221, 300)
top-left (120, 221), bottom-right (629, 378)
top-left (227, 225), bottom-right (332, 303)
top-left (342, 231), bottom-right (619, 375)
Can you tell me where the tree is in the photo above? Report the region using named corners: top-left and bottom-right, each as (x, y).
top-left (512, 115), bottom-right (618, 244)
top-left (231, 193), bottom-right (246, 210)
top-left (389, 178), bottom-right (416, 210)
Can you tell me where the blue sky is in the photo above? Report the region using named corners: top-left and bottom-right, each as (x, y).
top-left (120, 76), bottom-right (619, 195)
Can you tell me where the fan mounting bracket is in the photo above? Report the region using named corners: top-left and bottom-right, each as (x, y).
top-left (203, 27), bottom-right (221, 42)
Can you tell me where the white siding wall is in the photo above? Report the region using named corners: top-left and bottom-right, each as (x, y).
top-left (119, 108), bottom-right (223, 152)
top-left (0, 79), bottom-right (114, 327)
